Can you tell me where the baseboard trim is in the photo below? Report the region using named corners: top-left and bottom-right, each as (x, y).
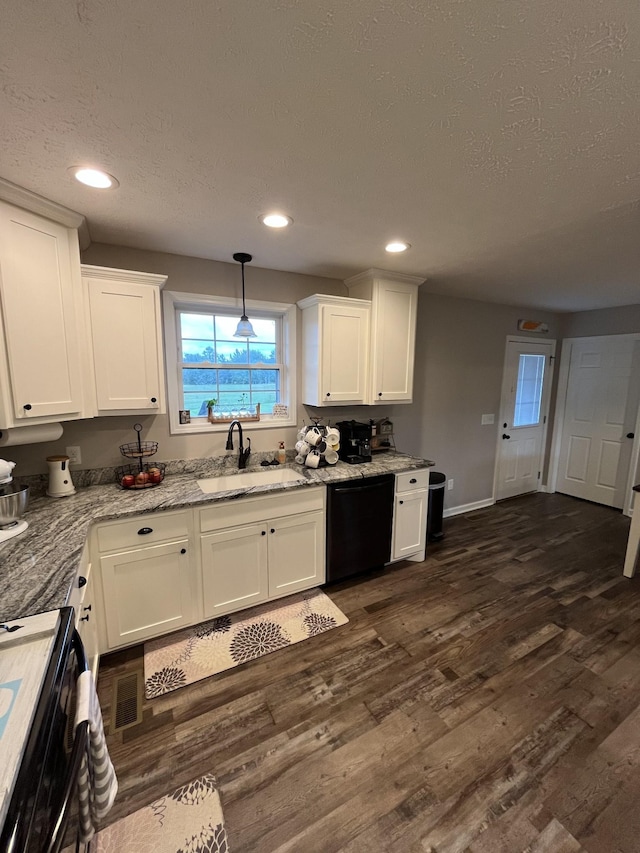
top-left (443, 498), bottom-right (495, 518)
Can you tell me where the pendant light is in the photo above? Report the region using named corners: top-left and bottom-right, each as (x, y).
top-left (232, 252), bottom-right (257, 338)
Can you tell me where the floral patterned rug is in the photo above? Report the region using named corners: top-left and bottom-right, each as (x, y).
top-left (144, 589), bottom-right (349, 698)
top-left (86, 774), bottom-right (228, 853)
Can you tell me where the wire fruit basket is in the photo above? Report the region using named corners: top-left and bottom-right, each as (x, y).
top-left (116, 462), bottom-right (166, 490)
top-left (116, 423), bottom-right (165, 489)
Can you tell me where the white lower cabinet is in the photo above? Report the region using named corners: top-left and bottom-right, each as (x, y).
top-left (393, 491), bottom-right (428, 560)
top-left (92, 509), bottom-right (197, 652)
top-left (267, 511), bottom-right (324, 598)
top-left (100, 540), bottom-right (195, 649)
top-left (391, 469), bottom-right (430, 562)
top-left (91, 489), bottom-right (326, 650)
top-left (201, 523), bottom-right (269, 617)
top-left (201, 510), bottom-right (324, 618)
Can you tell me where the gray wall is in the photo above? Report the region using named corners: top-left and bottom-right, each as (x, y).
top-left (391, 292), bottom-right (561, 510)
top-left (11, 241), bottom-right (632, 508)
top-left (8, 244), bottom-right (345, 475)
top-left (559, 304), bottom-right (640, 339)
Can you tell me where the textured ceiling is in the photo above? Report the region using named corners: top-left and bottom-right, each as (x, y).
top-left (2, 0), bottom-right (640, 311)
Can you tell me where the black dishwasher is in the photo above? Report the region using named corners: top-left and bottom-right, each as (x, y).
top-left (326, 474), bottom-right (394, 582)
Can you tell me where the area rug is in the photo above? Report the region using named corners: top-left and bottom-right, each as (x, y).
top-left (70, 773), bottom-right (228, 853)
top-left (144, 588), bottom-right (349, 698)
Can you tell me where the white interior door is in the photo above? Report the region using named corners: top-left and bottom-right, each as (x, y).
top-left (556, 335), bottom-right (640, 508)
top-left (495, 338), bottom-right (555, 501)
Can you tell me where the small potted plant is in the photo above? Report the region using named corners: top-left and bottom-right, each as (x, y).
top-left (206, 398), bottom-right (218, 423)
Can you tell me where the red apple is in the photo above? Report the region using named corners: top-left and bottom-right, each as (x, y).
top-left (121, 474), bottom-right (135, 488)
top-left (135, 471), bottom-right (150, 486)
top-left (148, 469), bottom-right (162, 484)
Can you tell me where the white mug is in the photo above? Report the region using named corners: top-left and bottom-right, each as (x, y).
top-left (295, 440), bottom-right (311, 455)
top-left (305, 450), bottom-right (321, 468)
top-left (324, 448), bottom-right (339, 465)
top-left (326, 427), bottom-right (340, 445)
top-left (295, 454), bottom-right (307, 465)
top-left (306, 427), bottom-right (323, 446)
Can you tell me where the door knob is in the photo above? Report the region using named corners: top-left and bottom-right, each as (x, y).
top-left (502, 433), bottom-right (511, 440)
top-left (627, 433), bottom-right (635, 439)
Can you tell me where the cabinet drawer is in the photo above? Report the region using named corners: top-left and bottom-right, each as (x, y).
top-left (199, 487), bottom-right (324, 533)
top-left (395, 469), bottom-right (430, 493)
top-left (96, 510), bottom-right (189, 552)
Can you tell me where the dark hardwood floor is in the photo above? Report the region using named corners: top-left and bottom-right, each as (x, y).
top-left (97, 492), bottom-right (640, 852)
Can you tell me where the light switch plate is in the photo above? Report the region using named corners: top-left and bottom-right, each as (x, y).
top-left (481, 414), bottom-right (495, 425)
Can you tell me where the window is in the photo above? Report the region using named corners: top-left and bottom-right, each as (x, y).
top-left (513, 354), bottom-right (545, 427)
top-left (163, 291), bottom-right (296, 433)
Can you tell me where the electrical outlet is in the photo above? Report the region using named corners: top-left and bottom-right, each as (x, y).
top-left (66, 445), bottom-right (81, 465)
top-left (447, 478), bottom-right (454, 490)
top-left (481, 414), bottom-right (495, 425)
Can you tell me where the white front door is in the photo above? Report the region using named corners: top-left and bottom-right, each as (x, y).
top-left (556, 335), bottom-right (640, 508)
top-left (495, 338), bottom-right (555, 501)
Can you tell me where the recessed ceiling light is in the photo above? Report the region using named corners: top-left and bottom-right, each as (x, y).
top-left (259, 213), bottom-right (293, 228)
top-left (68, 166), bottom-right (119, 189)
top-left (385, 241), bottom-right (411, 253)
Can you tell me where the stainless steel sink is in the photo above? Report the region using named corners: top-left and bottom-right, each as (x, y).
top-left (197, 467), bottom-right (306, 494)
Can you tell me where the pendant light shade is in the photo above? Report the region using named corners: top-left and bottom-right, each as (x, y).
top-left (233, 252), bottom-right (257, 338)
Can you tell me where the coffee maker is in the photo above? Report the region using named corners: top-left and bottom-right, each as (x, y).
top-left (335, 420), bottom-right (373, 464)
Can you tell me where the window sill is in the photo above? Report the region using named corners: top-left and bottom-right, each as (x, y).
top-left (169, 417), bottom-right (298, 436)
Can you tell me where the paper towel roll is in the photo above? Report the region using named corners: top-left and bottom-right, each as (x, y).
top-left (0, 422), bottom-right (64, 447)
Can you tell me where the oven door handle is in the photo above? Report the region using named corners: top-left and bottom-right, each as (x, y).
top-left (45, 629), bottom-right (90, 853)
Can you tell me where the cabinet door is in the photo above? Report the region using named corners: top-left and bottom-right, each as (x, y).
top-left (87, 277), bottom-right (163, 412)
top-left (0, 202), bottom-right (84, 422)
top-left (371, 280), bottom-right (418, 403)
top-left (268, 511), bottom-right (325, 598)
top-left (100, 539), bottom-right (194, 649)
top-left (201, 523), bottom-right (269, 618)
top-left (392, 490), bottom-right (427, 560)
top-left (320, 303), bottom-right (369, 404)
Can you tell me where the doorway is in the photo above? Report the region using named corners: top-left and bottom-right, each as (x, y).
top-left (494, 337), bottom-right (556, 501)
top-left (550, 334), bottom-right (640, 511)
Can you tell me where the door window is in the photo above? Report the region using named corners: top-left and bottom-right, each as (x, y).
top-left (514, 354), bottom-right (545, 427)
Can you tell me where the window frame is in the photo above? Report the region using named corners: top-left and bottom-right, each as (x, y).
top-left (163, 290), bottom-right (297, 434)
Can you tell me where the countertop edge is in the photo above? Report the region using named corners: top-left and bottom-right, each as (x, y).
top-left (0, 454), bottom-right (434, 621)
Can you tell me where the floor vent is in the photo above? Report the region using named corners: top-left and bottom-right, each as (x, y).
top-left (112, 670), bottom-right (143, 732)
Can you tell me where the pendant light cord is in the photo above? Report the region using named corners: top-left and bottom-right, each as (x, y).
top-left (241, 260), bottom-right (247, 318)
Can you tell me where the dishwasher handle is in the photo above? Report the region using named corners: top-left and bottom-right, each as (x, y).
top-left (332, 479), bottom-right (393, 495)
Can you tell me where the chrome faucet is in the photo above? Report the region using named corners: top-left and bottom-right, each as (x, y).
top-left (226, 420), bottom-right (251, 469)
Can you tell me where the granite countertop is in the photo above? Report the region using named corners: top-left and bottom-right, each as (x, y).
top-left (0, 452), bottom-right (433, 621)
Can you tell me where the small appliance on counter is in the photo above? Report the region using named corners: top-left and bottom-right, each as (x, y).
top-left (46, 454), bottom-right (76, 497)
top-left (0, 458), bottom-right (29, 542)
top-left (335, 420), bottom-right (373, 464)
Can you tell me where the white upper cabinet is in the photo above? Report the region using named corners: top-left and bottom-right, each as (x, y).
top-left (297, 294), bottom-right (370, 406)
top-left (0, 199), bottom-right (87, 428)
top-left (345, 269), bottom-right (423, 404)
top-left (82, 265), bottom-right (167, 415)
